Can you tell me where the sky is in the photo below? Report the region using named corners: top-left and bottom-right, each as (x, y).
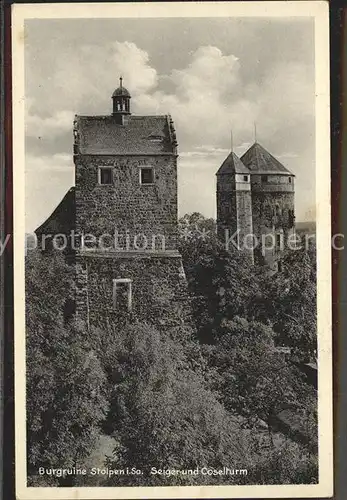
top-left (25, 16), bottom-right (316, 232)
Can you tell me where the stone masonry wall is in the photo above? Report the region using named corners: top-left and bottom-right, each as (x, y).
top-left (236, 190), bottom-right (254, 261)
top-left (251, 191), bottom-right (295, 237)
top-left (216, 174), bottom-right (237, 241)
top-left (216, 174), bottom-right (254, 261)
top-left (75, 154), bottom-right (178, 251)
top-left (251, 191), bottom-right (295, 267)
top-left (75, 252), bottom-right (192, 330)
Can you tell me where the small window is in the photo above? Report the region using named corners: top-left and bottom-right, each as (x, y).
top-left (243, 175), bottom-right (249, 182)
top-left (262, 175), bottom-right (268, 183)
top-left (99, 167), bottom-right (112, 185)
top-left (140, 167), bottom-right (154, 185)
top-left (113, 279), bottom-right (132, 312)
top-left (277, 260), bottom-right (283, 272)
top-left (288, 177), bottom-right (292, 183)
top-left (276, 234), bottom-right (282, 248)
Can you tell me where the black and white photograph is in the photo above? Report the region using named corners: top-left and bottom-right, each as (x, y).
top-left (12, 2), bottom-right (332, 498)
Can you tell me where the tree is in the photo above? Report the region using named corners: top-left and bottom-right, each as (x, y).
top-left (104, 322), bottom-right (250, 486)
top-left (26, 249), bottom-right (109, 485)
top-left (251, 248), bottom-right (317, 362)
top-left (180, 234), bottom-right (261, 343)
top-left (203, 317), bottom-right (317, 452)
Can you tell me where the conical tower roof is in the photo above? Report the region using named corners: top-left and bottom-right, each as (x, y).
top-left (241, 142), bottom-right (294, 175)
top-left (216, 151), bottom-right (250, 175)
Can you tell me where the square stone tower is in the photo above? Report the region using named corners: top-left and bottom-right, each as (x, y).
top-left (216, 151), bottom-right (254, 263)
top-left (73, 79), bottom-right (190, 329)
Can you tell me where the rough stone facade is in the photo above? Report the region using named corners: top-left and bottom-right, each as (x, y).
top-left (71, 82), bottom-right (191, 329)
top-left (216, 171), bottom-right (253, 262)
top-left (216, 142), bottom-right (296, 269)
top-left (75, 252), bottom-right (190, 330)
top-left (36, 82), bottom-right (192, 330)
top-left (74, 154), bottom-right (178, 251)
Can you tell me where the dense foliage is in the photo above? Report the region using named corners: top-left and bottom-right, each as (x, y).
top-left (26, 213), bottom-right (318, 486)
top-left (26, 250), bottom-right (109, 485)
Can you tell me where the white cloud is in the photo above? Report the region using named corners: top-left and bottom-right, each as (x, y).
top-left (180, 146), bottom-right (230, 158)
top-left (234, 142), bottom-right (252, 156)
top-left (27, 42), bottom-right (314, 153)
top-left (277, 152), bottom-right (299, 159)
top-left (25, 154), bottom-right (74, 232)
top-left (25, 153), bottom-right (73, 172)
top-left (170, 46), bottom-right (239, 100)
top-left (26, 41), bottom-right (316, 227)
top-left (26, 41), bottom-right (158, 140)
top-left (26, 111), bottom-right (75, 138)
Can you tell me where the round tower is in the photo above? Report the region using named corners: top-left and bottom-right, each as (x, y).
top-left (241, 142), bottom-right (295, 269)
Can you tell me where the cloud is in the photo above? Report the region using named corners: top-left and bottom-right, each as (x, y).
top-left (26, 41), bottom-right (314, 154)
top-left (26, 111), bottom-right (75, 138)
top-left (170, 46), bottom-right (240, 100)
top-left (277, 152), bottom-right (299, 159)
top-left (180, 146), bottom-right (230, 158)
top-left (26, 41), bottom-right (158, 139)
top-left (25, 40), bottom-right (316, 227)
top-left (25, 153), bottom-right (73, 172)
top-left (25, 154), bottom-right (74, 232)
top-left (234, 142), bottom-right (252, 156)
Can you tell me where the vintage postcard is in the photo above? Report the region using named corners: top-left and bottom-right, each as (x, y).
top-left (12, 2), bottom-right (332, 498)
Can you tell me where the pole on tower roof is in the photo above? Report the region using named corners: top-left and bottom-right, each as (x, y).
top-left (254, 122), bottom-right (257, 143)
top-left (230, 129), bottom-right (233, 153)
top-left (120, 76), bottom-right (123, 88)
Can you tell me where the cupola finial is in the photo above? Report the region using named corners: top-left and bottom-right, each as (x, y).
top-left (120, 75), bottom-right (123, 88)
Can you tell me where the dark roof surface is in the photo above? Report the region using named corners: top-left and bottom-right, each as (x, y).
top-left (35, 187), bottom-right (75, 235)
top-left (76, 115), bottom-right (176, 155)
top-left (216, 151), bottom-right (250, 175)
top-left (241, 142), bottom-right (293, 175)
top-left (112, 86), bottom-right (131, 98)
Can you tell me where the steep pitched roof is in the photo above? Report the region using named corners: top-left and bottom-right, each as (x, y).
top-left (241, 142), bottom-right (294, 175)
top-left (216, 151), bottom-right (250, 175)
top-left (75, 115), bottom-right (176, 155)
top-left (35, 187), bottom-right (75, 235)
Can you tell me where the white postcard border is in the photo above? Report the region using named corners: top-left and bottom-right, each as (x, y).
top-left (12, 2), bottom-right (333, 499)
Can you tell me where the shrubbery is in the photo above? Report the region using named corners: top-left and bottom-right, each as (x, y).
top-left (26, 213), bottom-right (318, 486)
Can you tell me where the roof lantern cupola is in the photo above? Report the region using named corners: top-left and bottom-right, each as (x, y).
top-left (112, 76), bottom-right (131, 116)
